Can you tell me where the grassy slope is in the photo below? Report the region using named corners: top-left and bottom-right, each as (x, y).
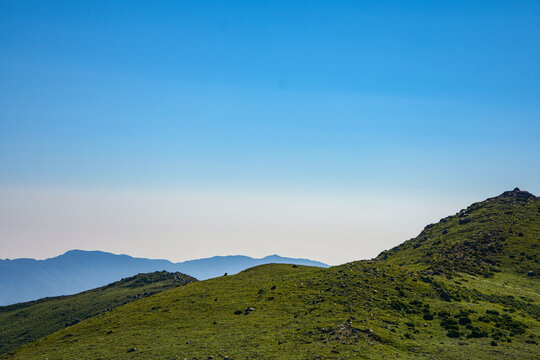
top-left (0, 271), bottom-right (196, 355)
top-left (3, 190), bottom-right (539, 359)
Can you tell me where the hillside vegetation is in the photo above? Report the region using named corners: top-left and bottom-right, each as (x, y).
top-left (2, 189), bottom-right (539, 359)
top-left (0, 271), bottom-right (196, 355)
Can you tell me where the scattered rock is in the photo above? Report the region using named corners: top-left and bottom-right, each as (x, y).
top-left (244, 307), bottom-right (255, 315)
top-left (499, 188), bottom-right (537, 201)
top-left (527, 271), bottom-right (535, 277)
top-left (127, 347), bottom-right (137, 353)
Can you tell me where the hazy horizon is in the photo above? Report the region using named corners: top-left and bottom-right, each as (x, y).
top-left (2, 185), bottom-right (534, 265)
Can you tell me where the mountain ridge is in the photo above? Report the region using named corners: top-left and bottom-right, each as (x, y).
top-left (0, 251), bottom-right (328, 305)
top-left (3, 249), bottom-right (327, 267)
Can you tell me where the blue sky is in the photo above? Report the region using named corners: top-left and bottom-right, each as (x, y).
top-left (1, 1), bottom-right (539, 263)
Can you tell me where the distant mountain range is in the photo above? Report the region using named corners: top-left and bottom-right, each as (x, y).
top-left (0, 250), bottom-right (328, 305)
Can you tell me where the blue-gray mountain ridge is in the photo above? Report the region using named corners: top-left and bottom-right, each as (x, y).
top-left (0, 250), bottom-right (328, 305)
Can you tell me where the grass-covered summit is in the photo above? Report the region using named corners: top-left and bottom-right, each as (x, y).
top-left (378, 188), bottom-right (539, 278)
top-left (2, 189), bottom-right (539, 359)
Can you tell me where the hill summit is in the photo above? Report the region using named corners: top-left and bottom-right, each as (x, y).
top-left (378, 188), bottom-right (539, 278)
top-left (498, 187), bottom-right (537, 200)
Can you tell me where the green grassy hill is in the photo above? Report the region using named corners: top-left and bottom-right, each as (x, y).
top-left (2, 189), bottom-right (539, 359)
top-left (377, 188), bottom-right (539, 278)
top-left (0, 271), bottom-right (196, 356)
